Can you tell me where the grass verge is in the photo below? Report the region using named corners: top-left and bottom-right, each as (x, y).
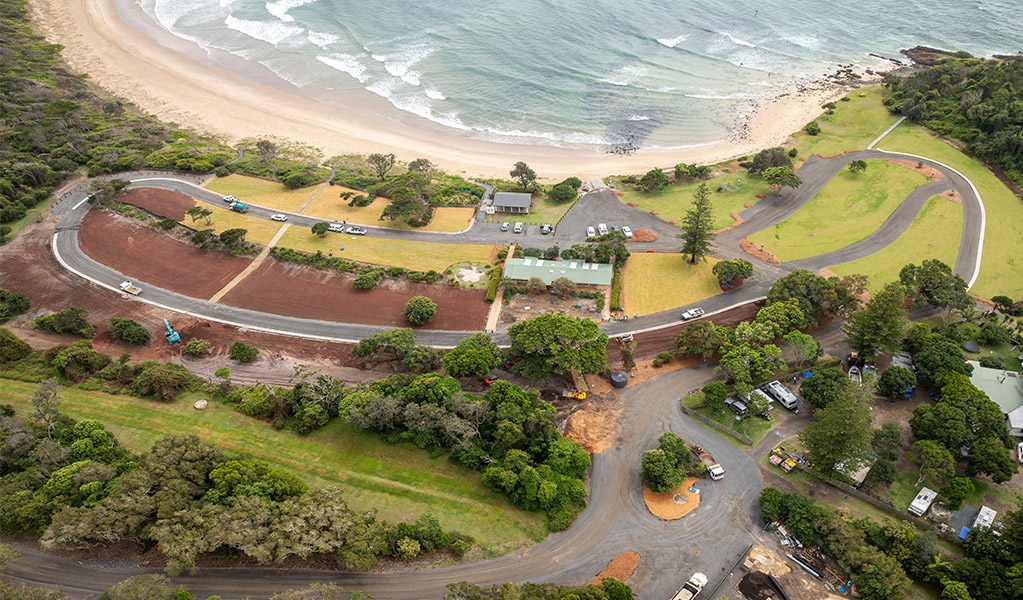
top-left (790, 85), bottom-right (901, 157)
top-left (205, 174), bottom-right (320, 213)
top-left (621, 253), bottom-right (721, 316)
top-left (484, 195), bottom-right (576, 226)
top-left (184, 201), bottom-right (285, 246)
top-left (0, 379), bottom-right (546, 547)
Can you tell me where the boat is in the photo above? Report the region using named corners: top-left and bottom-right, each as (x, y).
top-left (848, 366), bottom-right (862, 385)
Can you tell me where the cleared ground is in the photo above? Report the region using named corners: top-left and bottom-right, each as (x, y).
top-left (205, 174), bottom-right (320, 213)
top-left (791, 85), bottom-right (901, 157)
top-left (748, 160), bottom-right (931, 262)
top-left (830, 196), bottom-right (963, 293)
top-left (484, 195), bottom-right (577, 226)
top-left (877, 123), bottom-right (1023, 299)
top-left (0, 380), bottom-right (545, 547)
top-left (277, 227), bottom-right (494, 272)
top-left (616, 163), bottom-right (775, 230)
top-left (621, 253), bottom-right (721, 316)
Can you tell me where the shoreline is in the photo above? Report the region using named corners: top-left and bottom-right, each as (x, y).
top-left (29, 0), bottom-right (888, 180)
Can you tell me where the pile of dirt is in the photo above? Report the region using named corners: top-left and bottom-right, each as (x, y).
top-left (626, 201), bottom-right (639, 207)
top-left (588, 551), bottom-right (641, 585)
top-left (118, 187), bottom-right (197, 221)
top-left (642, 477), bottom-right (700, 519)
top-left (884, 158), bottom-right (943, 180)
top-left (740, 238), bottom-right (782, 265)
top-left (563, 397), bottom-right (622, 453)
top-left (711, 213), bottom-right (744, 235)
top-left (743, 545), bottom-right (791, 578)
top-left (649, 210), bottom-right (659, 216)
top-left (940, 189), bottom-right (962, 204)
top-left (629, 228), bottom-right (658, 242)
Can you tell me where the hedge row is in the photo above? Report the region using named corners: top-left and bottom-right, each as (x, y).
top-left (610, 268), bottom-right (622, 311)
top-left (485, 268), bottom-right (501, 302)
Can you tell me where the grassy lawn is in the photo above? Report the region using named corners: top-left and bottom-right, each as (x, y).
top-left (694, 405), bottom-right (775, 446)
top-left (877, 123), bottom-right (1023, 299)
top-left (749, 160), bottom-right (931, 262)
top-left (616, 163), bottom-right (775, 230)
top-left (4, 193), bottom-right (60, 242)
top-left (0, 379), bottom-right (546, 547)
top-left (302, 187), bottom-right (474, 233)
top-left (390, 207), bottom-right (475, 233)
top-left (205, 174), bottom-right (321, 213)
top-left (484, 195), bottom-right (576, 226)
top-left (830, 196), bottom-right (963, 293)
top-left (956, 320), bottom-right (1023, 372)
top-left (277, 227), bottom-right (494, 272)
top-left (889, 469), bottom-right (1020, 515)
top-left (790, 85), bottom-right (901, 157)
top-left (621, 253), bottom-right (722, 316)
top-left (186, 201), bottom-right (286, 246)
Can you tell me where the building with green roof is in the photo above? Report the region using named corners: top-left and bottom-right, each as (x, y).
top-left (503, 257), bottom-right (612, 287)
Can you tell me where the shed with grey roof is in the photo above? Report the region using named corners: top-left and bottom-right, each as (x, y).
top-left (492, 192), bottom-right (532, 214)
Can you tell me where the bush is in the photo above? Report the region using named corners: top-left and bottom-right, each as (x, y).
top-left (0, 289), bottom-right (31, 323)
top-left (703, 381), bottom-right (728, 412)
top-left (354, 271), bottom-right (382, 289)
top-left (156, 218), bottom-right (177, 230)
top-left (213, 166), bottom-right (230, 177)
top-left (939, 476), bottom-right (974, 510)
top-left (522, 247), bottom-right (542, 258)
top-left (35, 306), bottom-right (95, 338)
top-left (109, 318), bottom-right (151, 345)
top-left (229, 341), bottom-right (259, 363)
top-left (404, 296), bottom-right (438, 325)
top-left (526, 277), bottom-right (547, 294)
top-left (978, 356), bottom-right (1004, 369)
top-left (182, 338), bottom-right (212, 356)
top-left (977, 321), bottom-right (1009, 345)
top-left (877, 365), bottom-right (916, 399)
top-left (551, 277), bottom-right (576, 296)
top-left (610, 268), bottom-right (622, 311)
top-left (547, 183), bottom-right (576, 203)
top-left (561, 176), bottom-right (582, 188)
top-left (788, 148), bottom-right (798, 157)
top-left (485, 268), bottom-right (501, 302)
top-left (0, 327), bottom-right (32, 364)
top-left (131, 362), bottom-right (189, 402)
top-left (804, 121), bottom-right (821, 136)
top-left (620, 349), bottom-right (635, 370)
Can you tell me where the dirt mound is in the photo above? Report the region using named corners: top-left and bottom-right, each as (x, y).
top-left (626, 201), bottom-right (639, 207)
top-left (740, 238), bottom-right (781, 265)
top-left (940, 189), bottom-right (962, 204)
top-left (711, 213), bottom-right (744, 235)
top-left (642, 477), bottom-right (700, 519)
top-left (649, 210), bottom-right (659, 216)
top-left (744, 545), bottom-right (791, 578)
top-left (630, 229), bottom-right (658, 242)
top-left (884, 158), bottom-right (943, 180)
top-left (119, 187), bottom-right (196, 221)
top-left (563, 398), bottom-right (622, 453)
top-left (588, 551), bottom-right (640, 585)
top-left (79, 210), bottom-right (251, 299)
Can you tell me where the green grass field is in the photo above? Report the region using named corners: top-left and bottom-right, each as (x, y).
top-left (0, 379), bottom-right (545, 547)
top-left (187, 202), bottom-right (286, 246)
top-left (206, 174), bottom-right (322, 213)
top-left (277, 227), bottom-right (494, 272)
top-left (830, 196), bottom-right (963, 294)
top-left (484, 195), bottom-right (576, 226)
top-left (621, 253), bottom-right (722, 316)
top-left (876, 123), bottom-right (1023, 300)
top-left (616, 164), bottom-right (775, 230)
top-left (749, 160), bottom-right (931, 262)
top-left (790, 85), bottom-right (901, 157)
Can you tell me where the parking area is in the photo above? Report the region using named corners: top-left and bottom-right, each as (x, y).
top-left (557, 189), bottom-right (681, 245)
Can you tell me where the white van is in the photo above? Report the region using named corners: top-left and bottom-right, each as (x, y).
top-left (328, 222), bottom-right (345, 232)
top-left (762, 380), bottom-right (799, 412)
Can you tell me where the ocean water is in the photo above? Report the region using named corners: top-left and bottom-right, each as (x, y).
top-left (137, 0), bottom-right (1023, 151)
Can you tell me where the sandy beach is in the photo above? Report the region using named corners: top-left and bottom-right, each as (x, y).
top-left (28, 0), bottom-right (887, 180)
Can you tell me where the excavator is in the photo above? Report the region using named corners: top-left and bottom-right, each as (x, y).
top-left (164, 318), bottom-right (180, 344)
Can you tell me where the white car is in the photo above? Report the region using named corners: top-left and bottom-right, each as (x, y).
top-left (346, 226), bottom-right (368, 235)
top-left (598, 223), bottom-right (609, 236)
top-left (270, 213), bottom-right (288, 222)
top-left (1018, 441), bottom-right (1023, 464)
top-left (680, 307), bottom-right (705, 320)
top-left (223, 195), bottom-right (237, 203)
top-left (500, 221), bottom-right (511, 232)
top-left (586, 226), bottom-right (596, 237)
top-left (513, 222), bottom-right (523, 234)
top-left (622, 226), bottom-right (633, 238)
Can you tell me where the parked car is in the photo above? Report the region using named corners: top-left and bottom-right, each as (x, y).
top-left (328, 222), bottom-right (345, 232)
top-left (500, 221), bottom-right (510, 231)
top-left (513, 222), bottom-right (524, 234)
top-left (611, 225), bottom-right (621, 232)
top-left (1018, 441), bottom-right (1023, 463)
top-left (622, 226), bottom-right (633, 238)
top-left (598, 223), bottom-right (609, 236)
top-left (586, 226), bottom-right (596, 237)
top-left (346, 226), bottom-right (368, 235)
top-left (223, 195), bottom-right (237, 203)
top-left (680, 307), bottom-right (705, 320)
top-left (725, 397), bottom-right (749, 415)
top-left (502, 357), bottom-right (523, 370)
top-left (540, 224), bottom-right (553, 234)
top-left (483, 375), bottom-right (499, 387)
top-left (270, 213), bottom-right (288, 222)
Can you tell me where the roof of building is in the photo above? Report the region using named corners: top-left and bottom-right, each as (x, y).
top-left (967, 361), bottom-right (1023, 414)
top-left (1007, 404), bottom-right (1023, 430)
top-left (493, 192), bottom-right (532, 208)
top-left (503, 257), bottom-right (613, 286)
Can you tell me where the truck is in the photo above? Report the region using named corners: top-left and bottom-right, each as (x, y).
top-left (688, 444), bottom-right (725, 480)
top-left (670, 572), bottom-right (708, 600)
top-left (119, 281), bottom-right (142, 295)
top-left (230, 202), bottom-right (248, 213)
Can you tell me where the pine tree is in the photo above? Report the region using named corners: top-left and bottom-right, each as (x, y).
top-left (678, 182), bottom-right (714, 263)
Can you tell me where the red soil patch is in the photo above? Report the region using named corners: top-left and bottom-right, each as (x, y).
top-left (940, 189), bottom-right (962, 204)
top-left (740, 238), bottom-right (781, 264)
top-left (974, 296), bottom-right (996, 308)
top-left (628, 299), bottom-right (764, 360)
top-left (219, 260), bottom-right (488, 330)
top-left (630, 229), bottom-right (659, 242)
top-left (616, 192), bottom-right (625, 197)
top-left (118, 187), bottom-right (196, 221)
top-left (755, 196), bottom-right (765, 200)
top-left (588, 551), bottom-right (641, 585)
top-left (626, 201), bottom-right (640, 207)
top-left (816, 153), bottom-right (844, 160)
top-left (884, 158), bottom-right (943, 180)
top-left (711, 213), bottom-right (745, 235)
top-left (79, 210), bottom-right (251, 299)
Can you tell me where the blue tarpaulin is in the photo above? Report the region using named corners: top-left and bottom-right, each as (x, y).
top-left (958, 526), bottom-right (971, 540)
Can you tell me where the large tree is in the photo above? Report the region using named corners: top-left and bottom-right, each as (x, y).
top-left (443, 333), bottom-right (501, 378)
top-left (746, 147), bottom-right (793, 174)
top-left (899, 260), bottom-right (971, 322)
top-left (767, 269), bottom-right (858, 324)
top-left (367, 153), bottom-right (396, 181)
top-left (763, 166), bottom-right (802, 189)
top-left (639, 168), bottom-right (669, 192)
top-left (800, 367), bottom-right (853, 409)
top-left (677, 182), bottom-right (714, 263)
top-left (673, 321), bottom-right (727, 358)
top-left (783, 330), bottom-right (820, 367)
top-left (717, 343), bottom-right (786, 397)
top-left (843, 282), bottom-right (909, 357)
top-left (507, 314), bottom-right (608, 379)
top-left (912, 440), bottom-right (955, 486)
top-left (509, 162), bottom-right (537, 191)
top-left (712, 259), bottom-right (754, 285)
top-left (185, 205), bottom-right (213, 225)
top-left (799, 383), bottom-right (875, 477)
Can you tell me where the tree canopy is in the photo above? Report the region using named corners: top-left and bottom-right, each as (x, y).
top-left (677, 182), bottom-right (714, 263)
top-left (507, 314), bottom-right (608, 379)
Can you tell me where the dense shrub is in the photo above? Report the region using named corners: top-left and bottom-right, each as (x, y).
top-left (130, 362), bottom-right (190, 402)
top-left (610, 268), bottom-right (622, 311)
top-left (485, 268), bottom-right (501, 302)
top-left (804, 121), bottom-right (821, 135)
top-left (48, 341), bottom-right (111, 381)
top-left (182, 338), bottom-right (212, 357)
top-left (404, 296), bottom-right (438, 325)
top-left (110, 318), bottom-right (151, 345)
top-left (354, 271), bottom-right (382, 289)
top-left (229, 341), bottom-right (259, 363)
top-left (35, 306), bottom-right (95, 338)
top-left (0, 327), bottom-right (33, 364)
top-left (0, 289), bottom-right (31, 323)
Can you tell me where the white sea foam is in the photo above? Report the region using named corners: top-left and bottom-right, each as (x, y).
top-left (656, 34), bottom-right (687, 48)
top-left (316, 54), bottom-right (369, 83)
top-left (374, 44), bottom-right (435, 87)
top-left (685, 92), bottom-right (755, 100)
top-left (225, 15), bottom-right (304, 45)
top-left (220, 0), bottom-right (240, 6)
top-left (265, 0), bottom-right (318, 23)
top-left (307, 31), bottom-right (339, 48)
top-left (726, 34), bottom-right (757, 48)
top-left (425, 88), bottom-right (446, 100)
top-left (627, 115), bottom-right (651, 121)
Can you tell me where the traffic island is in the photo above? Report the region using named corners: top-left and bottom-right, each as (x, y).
top-left (643, 476), bottom-right (701, 519)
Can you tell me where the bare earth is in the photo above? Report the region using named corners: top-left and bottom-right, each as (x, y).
top-left (587, 551), bottom-right (641, 585)
top-left (642, 477), bottom-right (701, 519)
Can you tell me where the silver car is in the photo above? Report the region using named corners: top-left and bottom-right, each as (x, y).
top-left (270, 213), bottom-right (288, 222)
top-left (513, 222), bottom-right (524, 234)
top-left (346, 226), bottom-right (367, 235)
top-left (500, 221), bottom-right (511, 231)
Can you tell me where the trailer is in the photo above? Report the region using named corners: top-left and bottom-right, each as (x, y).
top-left (119, 281), bottom-right (142, 296)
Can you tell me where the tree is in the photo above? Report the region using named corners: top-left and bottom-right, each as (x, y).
top-left (899, 260), bottom-right (971, 321)
top-left (181, 338), bottom-right (212, 356)
top-left (674, 321), bottom-right (727, 358)
top-left (759, 487), bottom-right (785, 522)
top-left (185, 205), bottom-right (212, 225)
top-left (768, 269), bottom-right (858, 323)
top-left (367, 153), bottom-right (396, 181)
top-left (219, 228), bottom-right (247, 247)
top-left (762, 166), bottom-right (802, 189)
top-left (639, 168), bottom-right (669, 192)
top-left (404, 296), bottom-right (438, 325)
top-left (31, 378), bottom-right (62, 436)
top-left (799, 384), bottom-right (875, 476)
top-left (35, 305), bottom-right (94, 338)
top-left (864, 459), bottom-right (897, 489)
top-left (990, 295), bottom-right (1014, 312)
top-left (407, 158), bottom-right (435, 180)
top-left (509, 162), bottom-right (537, 191)
top-left (800, 367), bottom-right (852, 408)
top-left (88, 179), bottom-right (129, 204)
top-left (783, 331), bottom-right (820, 367)
top-left (914, 335), bottom-right (972, 384)
top-left (551, 277), bottom-right (576, 296)
top-left (311, 222), bottom-right (329, 236)
top-left (547, 184), bottom-right (576, 203)
top-left (910, 401), bottom-right (971, 454)
top-left (872, 422), bottom-right (904, 459)
top-left (443, 333), bottom-right (501, 378)
top-left (746, 147), bottom-right (793, 174)
top-left (354, 271), bottom-right (381, 289)
top-left (229, 341), bottom-right (259, 363)
top-left (717, 343), bottom-right (786, 397)
top-left (255, 139), bottom-right (278, 164)
top-left (526, 277), bottom-right (547, 294)
top-left (677, 182), bottom-right (714, 263)
top-left (977, 321), bottom-right (1009, 346)
top-left (843, 282), bottom-right (909, 357)
top-left (602, 577), bottom-right (634, 600)
top-left (747, 392), bottom-right (769, 417)
top-left (507, 314), bottom-right (608, 378)
top-left (804, 121), bottom-right (821, 136)
top-left (640, 449), bottom-right (684, 493)
top-left (109, 318), bottom-right (151, 345)
top-left (756, 299), bottom-right (809, 338)
top-left (703, 381), bottom-right (728, 412)
top-left (941, 580), bottom-right (973, 600)
top-left (939, 477), bottom-right (975, 510)
top-left (0, 288), bottom-right (31, 323)
top-left (878, 366), bottom-right (916, 399)
top-left (913, 440), bottom-right (955, 485)
top-left (849, 160), bottom-right (868, 173)
top-left (965, 436), bottom-right (1018, 483)
top-left (712, 259), bottom-right (753, 284)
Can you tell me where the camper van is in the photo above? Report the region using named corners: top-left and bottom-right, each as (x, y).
top-left (762, 380), bottom-right (799, 412)
top-left (908, 487), bottom-right (937, 517)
